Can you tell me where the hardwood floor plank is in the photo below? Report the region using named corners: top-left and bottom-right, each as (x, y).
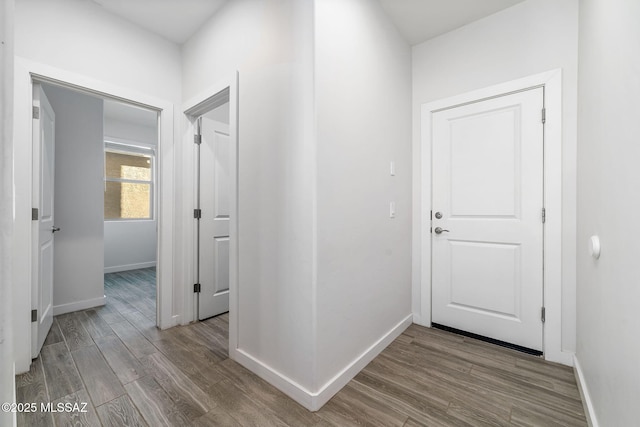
top-left (96, 395), bottom-right (148, 427)
top-left (510, 401), bottom-right (588, 427)
top-left (317, 383), bottom-right (408, 427)
top-left (145, 352), bottom-right (216, 420)
top-left (56, 312), bottom-right (94, 351)
top-left (206, 380), bottom-right (290, 427)
top-left (51, 389), bottom-right (101, 427)
top-left (109, 320), bottom-right (158, 359)
top-left (42, 318), bottom-right (64, 347)
top-left (151, 335), bottom-right (226, 393)
top-left (95, 334), bottom-right (146, 385)
top-left (226, 362), bottom-right (323, 426)
top-left (15, 358), bottom-right (54, 427)
top-left (79, 309), bottom-right (114, 339)
top-left (40, 342), bottom-right (83, 401)
top-left (124, 376), bottom-right (191, 427)
top-left (72, 345), bottom-right (126, 406)
top-left (192, 407), bottom-right (243, 427)
top-left (120, 310), bottom-right (165, 342)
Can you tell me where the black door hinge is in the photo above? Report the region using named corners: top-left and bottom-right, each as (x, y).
top-left (31, 309), bottom-right (37, 322)
top-left (541, 307), bottom-right (546, 323)
top-left (32, 208), bottom-right (39, 220)
top-left (194, 283), bottom-right (201, 293)
top-left (194, 209), bottom-right (201, 219)
top-left (194, 134), bottom-right (202, 145)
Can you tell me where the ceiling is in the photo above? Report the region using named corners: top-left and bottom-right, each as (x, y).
top-left (90, 0), bottom-right (228, 44)
top-left (89, 0), bottom-right (525, 47)
top-left (378, 0), bottom-right (526, 45)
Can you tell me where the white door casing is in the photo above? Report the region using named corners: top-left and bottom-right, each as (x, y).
top-left (198, 116), bottom-right (231, 320)
top-left (31, 84), bottom-right (55, 357)
top-left (431, 87), bottom-right (544, 351)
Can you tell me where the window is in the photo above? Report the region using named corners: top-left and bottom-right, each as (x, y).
top-left (104, 143), bottom-right (154, 220)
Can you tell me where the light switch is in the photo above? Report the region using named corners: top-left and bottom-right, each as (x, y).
top-left (389, 202), bottom-right (396, 218)
top-left (390, 161), bottom-right (395, 176)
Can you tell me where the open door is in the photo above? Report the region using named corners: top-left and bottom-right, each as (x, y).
top-left (31, 84), bottom-right (56, 357)
top-left (197, 109), bottom-right (231, 320)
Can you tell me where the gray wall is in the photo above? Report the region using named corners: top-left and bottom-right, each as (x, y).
top-left (43, 84), bottom-right (105, 314)
top-left (315, 0), bottom-right (412, 388)
top-left (576, 0), bottom-right (640, 424)
top-left (0, 0), bottom-right (15, 425)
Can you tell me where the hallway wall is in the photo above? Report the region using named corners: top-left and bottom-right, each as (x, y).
top-left (182, 0), bottom-right (316, 392)
top-left (576, 0), bottom-right (640, 424)
top-left (0, 0), bottom-right (15, 425)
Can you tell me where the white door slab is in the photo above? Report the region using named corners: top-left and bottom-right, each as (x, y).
top-left (431, 87), bottom-right (544, 351)
top-left (198, 116), bottom-right (230, 320)
top-left (31, 84), bottom-right (55, 357)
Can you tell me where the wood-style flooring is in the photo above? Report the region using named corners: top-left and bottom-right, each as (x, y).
top-left (16, 267), bottom-right (587, 426)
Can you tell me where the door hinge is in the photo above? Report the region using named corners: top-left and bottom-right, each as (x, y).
top-left (541, 108), bottom-right (546, 124)
top-left (31, 309), bottom-right (37, 322)
top-left (194, 208), bottom-right (201, 219)
top-left (194, 134), bottom-right (202, 145)
top-left (32, 106), bottom-right (40, 119)
top-left (541, 307), bottom-right (546, 323)
top-left (32, 208), bottom-right (39, 220)
top-left (430, 210), bottom-right (433, 220)
top-left (542, 207), bottom-right (546, 223)
top-left (194, 283), bottom-right (201, 293)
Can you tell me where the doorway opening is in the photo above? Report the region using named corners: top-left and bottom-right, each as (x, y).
top-left (31, 80), bottom-right (160, 359)
top-left (183, 75), bottom-right (239, 357)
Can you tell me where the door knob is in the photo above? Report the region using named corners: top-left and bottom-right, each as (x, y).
top-left (434, 227), bottom-right (449, 234)
top-left (51, 226), bottom-right (61, 233)
top-left (434, 211), bottom-right (443, 219)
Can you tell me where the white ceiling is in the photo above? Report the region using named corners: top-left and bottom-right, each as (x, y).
top-left (90, 0), bottom-right (228, 44)
top-left (378, 0), bottom-right (526, 45)
top-left (89, 0), bottom-right (525, 47)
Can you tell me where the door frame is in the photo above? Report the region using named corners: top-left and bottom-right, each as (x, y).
top-left (13, 57), bottom-right (176, 373)
top-left (414, 69), bottom-right (572, 365)
top-left (181, 73), bottom-right (239, 357)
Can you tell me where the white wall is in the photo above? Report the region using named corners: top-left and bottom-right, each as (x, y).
top-left (576, 0), bottom-right (640, 424)
top-left (43, 84), bottom-right (105, 314)
top-left (0, 0), bottom-right (15, 425)
top-left (314, 0), bottom-right (412, 389)
top-left (412, 0), bottom-right (579, 353)
top-left (13, 0), bottom-right (181, 372)
top-left (103, 117), bottom-right (158, 273)
top-left (182, 0), bottom-right (316, 390)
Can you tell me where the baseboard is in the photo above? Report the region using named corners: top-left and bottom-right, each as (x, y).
top-left (312, 314), bottom-right (413, 410)
top-left (232, 313), bottom-right (413, 411)
top-left (104, 261), bottom-right (156, 274)
top-left (53, 296), bottom-right (106, 316)
top-left (574, 355), bottom-right (599, 427)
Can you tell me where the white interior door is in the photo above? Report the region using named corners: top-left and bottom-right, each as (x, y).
top-left (198, 115), bottom-right (231, 320)
top-left (31, 84), bottom-right (55, 357)
top-left (431, 87), bottom-right (544, 351)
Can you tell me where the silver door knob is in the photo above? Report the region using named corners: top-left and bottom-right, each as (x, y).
top-left (434, 227), bottom-right (449, 234)
top-left (51, 226), bottom-right (61, 233)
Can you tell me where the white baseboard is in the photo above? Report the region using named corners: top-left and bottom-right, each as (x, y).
top-left (574, 355), bottom-right (599, 427)
top-left (104, 261), bottom-right (156, 274)
top-left (53, 296), bottom-right (106, 316)
top-left (232, 313), bottom-right (413, 411)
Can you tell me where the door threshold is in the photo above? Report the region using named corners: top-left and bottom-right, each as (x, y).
top-left (431, 323), bottom-right (543, 357)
